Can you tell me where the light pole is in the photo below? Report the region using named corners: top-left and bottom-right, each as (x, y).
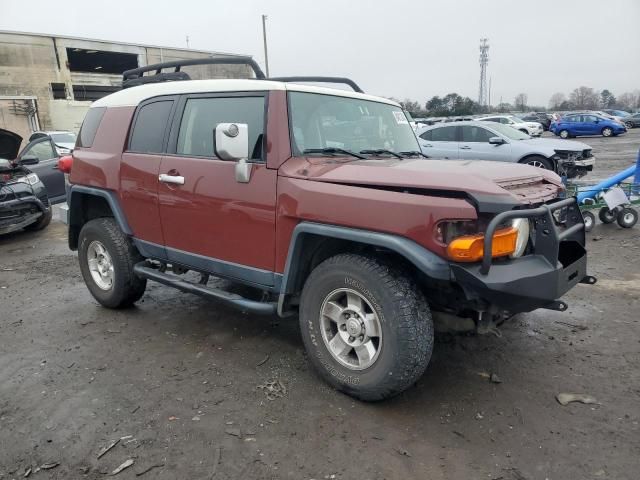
top-left (261, 14), bottom-right (270, 77)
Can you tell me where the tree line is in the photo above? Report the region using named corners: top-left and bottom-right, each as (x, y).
top-left (393, 87), bottom-right (640, 117)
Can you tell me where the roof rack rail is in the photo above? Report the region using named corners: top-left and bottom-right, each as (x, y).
top-left (269, 76), bottom-right (364, 93)
top-left (122, 56), bottom-right (266, 88)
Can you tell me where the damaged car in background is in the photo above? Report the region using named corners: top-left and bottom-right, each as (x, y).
top-left (0, 128), bottom-right (52, 235)
top-left (417, 121), bottom-right (595, 179)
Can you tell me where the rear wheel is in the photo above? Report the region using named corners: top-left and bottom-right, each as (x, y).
top-left (522, 155), bottom-right (554, 171)
top-left (602, 127), bottom-right (613, 137)
top-left (23, 208), bottom-right (52, 231)
top-left (598, 207), bottom-right (617, 224)
top-left (299, 253), bottom-right (433, 401)
top-left (616, 208), bottom-right (637, 228)
top-left (625, 121), bottom-right (634, 129)
top-left (78, 218), bottom-right (147, 308)
top-left (559, 129), bottom-right (570, 139)
top-left (582, 210), bottom-right (595, 232)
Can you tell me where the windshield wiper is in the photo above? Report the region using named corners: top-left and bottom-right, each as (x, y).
top-left (359, 149), bottom-right (404, 159)
top-left (399, 150), bottom-right (429, 158)
top-left (303, 148), bottom-right (366, 159)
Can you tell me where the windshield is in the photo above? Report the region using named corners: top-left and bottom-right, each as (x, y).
top-left (507, 116), bottom-right (523, 124)
top-left (51, 133), bottom-right (77, 144)
top-left (487, 123), bottom-right (531, 140)
top-left (288, 92), bottom-right (419, 155)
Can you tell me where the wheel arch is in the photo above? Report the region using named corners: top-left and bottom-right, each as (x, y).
top-left (68, 186), bottom-right (132, 250)
top-left (277, 222), bottom-right (450, 316)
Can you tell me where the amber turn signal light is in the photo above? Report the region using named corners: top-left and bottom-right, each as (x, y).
top-left (446, 227), bottom-right (518, 262)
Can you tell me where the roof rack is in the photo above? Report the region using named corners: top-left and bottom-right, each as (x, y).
top-left (122, 56), bottom-right (266, 88)
top-left (269, 76), bottom-right (364, 93)
top-left (121, 58), bottom-right (365, 93)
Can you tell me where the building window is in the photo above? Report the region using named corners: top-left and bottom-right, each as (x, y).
top-left (66, 48), bottom-right (138, 74)
top-left (51, 83), bottom-right (66, 99)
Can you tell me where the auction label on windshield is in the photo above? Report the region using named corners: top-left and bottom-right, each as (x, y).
top-left (392, 111), bottom-right (408, 124)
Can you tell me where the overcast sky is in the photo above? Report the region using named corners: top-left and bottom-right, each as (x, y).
top-left (2, 0), bottom-right (639, 107)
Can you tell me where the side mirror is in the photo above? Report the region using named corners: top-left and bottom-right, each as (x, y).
top-left (213, 123), bottom-right (252, 183)
top-left (18, 155), bottom-right (39, 165)
top-left (489, 136), bottom-right (505, 145)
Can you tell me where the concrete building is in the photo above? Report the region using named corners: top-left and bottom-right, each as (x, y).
top-left (0, 30), bottom-right (253, 146)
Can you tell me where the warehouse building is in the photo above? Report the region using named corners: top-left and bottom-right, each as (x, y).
top-left (0, 30), bottom-right (254, 145)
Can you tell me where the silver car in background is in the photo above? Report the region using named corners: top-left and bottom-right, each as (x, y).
top-left (416, 121), bottom-right (595, 178)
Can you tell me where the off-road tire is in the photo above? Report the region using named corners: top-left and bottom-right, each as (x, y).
top-left (582, 210), bottom-right (595, 232)
top-left (601, 127), bottom-right (613, 137)
top-left (23, 208), bottom-right (52, 231)
top-left (78, 218), bottom-right (147, 308)
top-left (598, 207), bottom-right (617, 224)
top-left (299, 253), bottom-right (433, 401)
top-left (616, 207), bottom-right (638, 229)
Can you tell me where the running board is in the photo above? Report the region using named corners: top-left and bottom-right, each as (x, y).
top-left (133, 263), bottom-right (277, 315)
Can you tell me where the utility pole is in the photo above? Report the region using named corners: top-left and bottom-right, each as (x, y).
top-left (186, 35), bottom-right (190, 48)
top-left (261, 14), bottom-right (270, 77)
top-left (478, 38), bottom-right (489, 107)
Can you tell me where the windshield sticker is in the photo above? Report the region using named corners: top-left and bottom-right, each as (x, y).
top-left (392, 111), bottom-right (408, 125)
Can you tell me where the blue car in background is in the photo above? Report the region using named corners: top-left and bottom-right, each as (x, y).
top-left (551, 113), bottom-right (627, 138)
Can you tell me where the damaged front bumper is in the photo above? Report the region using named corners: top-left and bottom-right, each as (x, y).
top-left (450, 197), bottom-right (596, 314)
top-left (0, 194), bottom-right (49, 235)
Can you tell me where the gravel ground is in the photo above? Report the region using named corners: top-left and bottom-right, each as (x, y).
top-left (0, 129), bottom-right (639, 480)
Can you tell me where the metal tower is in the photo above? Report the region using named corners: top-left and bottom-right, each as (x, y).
top-left (478, 38), bottom-right (489, 107)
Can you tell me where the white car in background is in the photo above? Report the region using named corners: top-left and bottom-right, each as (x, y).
top-left (28, 130), bottom-right (77, 154)
top-left (477, 115), bottom-right (543, 137)
top-left (416, 120), bottom-right (595, 178)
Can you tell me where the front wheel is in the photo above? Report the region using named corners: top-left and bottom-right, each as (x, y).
top-left (602, 127), bottom-right (613, 137)
top-left (78, 218), bottom-right (147, 308)
top-left (299, 253), bottom-right (433, 401)
top-left (617, 208), bottom-right (638, 228)
top-left (522, 155), bottom-right (554, 170)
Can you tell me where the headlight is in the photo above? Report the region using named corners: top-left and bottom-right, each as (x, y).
top-left (15, 173), bottom-right (40, 185)
top-left (510, 218), bottom-right (530, 258)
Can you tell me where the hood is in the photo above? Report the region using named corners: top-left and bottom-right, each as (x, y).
top-left (0, 128), bottom-right (23, 160)
top-left (519, 137), bottom-right (590, 151)
top-left (280, 157), bottom-right (563, 209)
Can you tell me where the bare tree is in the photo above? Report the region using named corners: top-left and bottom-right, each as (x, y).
top-left (549, 92), bottom-right (566, 109)
top-left (569, 86), bottom-right (599, 110)
top-left (617, 91), bottom-right (640, 111)
top-left (514, 93), bottom-right (528, 111)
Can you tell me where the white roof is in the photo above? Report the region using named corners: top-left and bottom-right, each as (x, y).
top-left (91, 79), bottom-right (400, 108)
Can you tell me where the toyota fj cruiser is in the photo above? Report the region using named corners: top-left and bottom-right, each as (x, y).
top-left (66, 58), bottom-right (595, 400)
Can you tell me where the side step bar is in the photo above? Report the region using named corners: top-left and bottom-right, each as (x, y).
top-left (133, 263), bottom-right (277, 315)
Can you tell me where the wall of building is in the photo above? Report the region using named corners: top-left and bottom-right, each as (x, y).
top-left (0, 31), bottom-right (253, 147)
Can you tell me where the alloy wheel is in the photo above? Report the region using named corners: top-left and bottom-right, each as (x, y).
top-left (86, 240), bottom-right (114, 290)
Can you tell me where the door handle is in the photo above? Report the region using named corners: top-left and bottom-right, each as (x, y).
top-left (159, 173), bottom-right (185, 185)
top-left (460, 146), bottom-right (471, 150)
top-left (423, 144), bottom-right (433, 147)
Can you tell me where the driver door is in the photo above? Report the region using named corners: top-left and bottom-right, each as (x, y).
top-left (18, 137), bottom-right (65, 203)
top-left (459, 125), bottom-right (512, 161)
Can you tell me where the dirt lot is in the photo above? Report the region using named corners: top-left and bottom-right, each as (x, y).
top-left (1, 130), bottom-right (639, 480)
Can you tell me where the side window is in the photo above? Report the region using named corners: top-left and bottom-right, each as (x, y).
top-left (484, 117), bottom-right (499, 123)
top-left (176, 96), bottom-right (265, 160)
top-left (461, 126), bottom-right (493, 142)
top-left (431, 126), bottom-right (457, 142)
top-left (419, 130), bottom-right (432, 141)
top-left (77, 107), bottom-right (106, 148)
top-left (129, 100), bottom-right (174, 154)
top-left (500, 118), bottom-right (510, 124)
top-left (24, 140), bottom-right (56, 161)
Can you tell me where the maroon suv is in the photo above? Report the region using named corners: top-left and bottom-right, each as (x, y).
top-left (66, 58), bottom-right (594, 400)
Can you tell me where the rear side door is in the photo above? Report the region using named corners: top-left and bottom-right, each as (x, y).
top-left (120, 97), bottom-right (176, 248)
top-left (157, 93), bottom-right (278, 286)
top-left (418, 125), bottom-right (459, 159)
top-left (459, 125), bottom-right (512, 161)
top-left (585, 115), bottom-right (601, 135)
top-left (18, 137), bottom-right (65, 203)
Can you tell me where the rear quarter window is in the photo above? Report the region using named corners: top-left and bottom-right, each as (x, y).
top-left (77, 107), bottom-right (106, 148)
